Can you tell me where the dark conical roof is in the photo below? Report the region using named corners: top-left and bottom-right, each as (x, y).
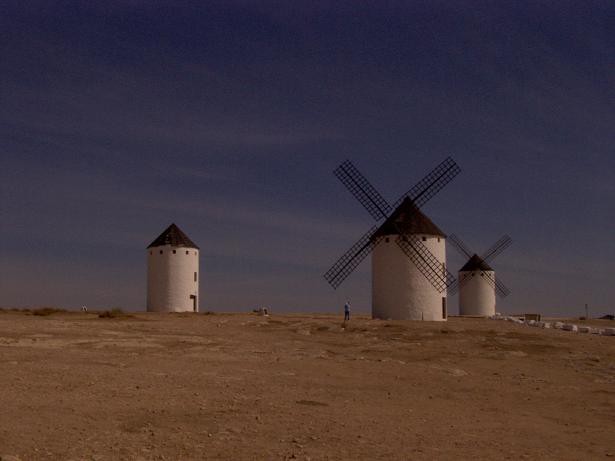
top-left (460, 254), bottom-right (493, 272)
top-left (372, 197), bottom-right (446, 238)
top-left (147, 223), bottom-right (199, 249)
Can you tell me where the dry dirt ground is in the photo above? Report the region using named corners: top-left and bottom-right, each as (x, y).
top-left (0, 311), bottom-right (614, 461)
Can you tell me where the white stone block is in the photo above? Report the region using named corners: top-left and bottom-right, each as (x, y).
top-left (578, 326), bottom-right (592, 333)
top-left (554, 322), bottom-right (564, 329)
top-left (602, 328), bottom-right (615, 336)
top-left (562, 324), bottom-right (578, 332)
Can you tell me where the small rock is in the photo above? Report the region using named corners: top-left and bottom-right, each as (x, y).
top-left (509, 350), bottom-right (527, 357)
top-left (450, 368), bottom-right (468, 376)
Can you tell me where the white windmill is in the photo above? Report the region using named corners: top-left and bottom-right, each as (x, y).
top-left (447, 234), bottom-right (512, 317)
top-left (324, 158), bottom-right (460, 321)
top-left (146, 223), bottom-right (200, 313)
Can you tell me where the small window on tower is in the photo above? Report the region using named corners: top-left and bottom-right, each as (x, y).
top-left (173, 250), bottom-right (176, 254)
top-left (160, 250), bottom-right (163, 254)
top-left (422, 236), bottom-right (427, 241)
top-left (385, 237), bottom-right (389, 243)
top-left (437, 237), bottom-right (441, 242)
top-left (186, 250), bottom-right (189, 255)
top-left (194, 272), bottom-right (197, 282)
top-left (149, 251), bottom-right (152, 255)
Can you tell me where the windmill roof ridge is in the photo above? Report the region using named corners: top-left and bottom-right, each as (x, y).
top-left (460, 254), bottom-right (493, 272)
top-left (372, 197), bottom-right (446, 238)
top-left (147, 223), bottom-right (199, 249)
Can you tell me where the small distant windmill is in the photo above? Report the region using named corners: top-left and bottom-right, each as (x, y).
top-left (324, 157), bottom-right (460, 321)
top-left (447, 234), bottom-right (512, 316)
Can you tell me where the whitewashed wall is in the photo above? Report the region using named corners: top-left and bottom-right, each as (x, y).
top-left (372, 235), bottom-right (447, 321)
top-left (147, 245), bottom-right (199, 312)
top-left (458, 270), bottom-right (496, 317)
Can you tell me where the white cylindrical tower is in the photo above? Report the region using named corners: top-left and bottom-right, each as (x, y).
top-left (146, 223), bottom-right (200, 313)
top-left (458, 255), bottom-right (496, 317)
top-left (371, 198), bottom-right (448, 321)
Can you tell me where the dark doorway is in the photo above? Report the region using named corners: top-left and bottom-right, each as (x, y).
top-left (442, 297), bottom-right (447, 319)
top-left (190, 295), bottom-right (197, 312)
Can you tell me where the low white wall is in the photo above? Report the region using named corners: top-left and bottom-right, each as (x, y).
top-left (490, 315), bottom-right (614, 337)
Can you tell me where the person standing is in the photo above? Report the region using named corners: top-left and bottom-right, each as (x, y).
top-left (344, 301), bottom-right (350, 321)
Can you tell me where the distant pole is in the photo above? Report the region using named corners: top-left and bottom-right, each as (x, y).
top-left (585, 303), bottom-right (589, 320)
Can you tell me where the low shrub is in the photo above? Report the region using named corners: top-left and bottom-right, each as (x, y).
top-left (98, 308), bottom-right (130, 319)
top-left (32, 307), bottom-right (66, 316)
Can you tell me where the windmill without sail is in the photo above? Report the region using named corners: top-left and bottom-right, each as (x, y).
top-left (447, 234), bottom-right (512, 317)
top-left (147, 223), bottom-right (200, 313)
top-left (324, 157), bottom-right (461, 321)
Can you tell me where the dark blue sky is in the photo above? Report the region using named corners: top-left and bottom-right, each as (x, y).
top-left (1, 1), bottom-right (613, 315)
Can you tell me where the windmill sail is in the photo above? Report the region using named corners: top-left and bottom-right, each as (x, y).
top-left (448, 234), bottom-right (474, 259)
top-left (395, 234), bottom-right (456, 292)
top-left (481, 235), bottom-right (512, 262)
top-left (323, 225), bottom-right (383, 289)
top-left (494, 278), bottom-right (511, 297)
top-left (392, 157), bottom-right (460, 210)
top-left (333, 160), bottom-right (392, 221)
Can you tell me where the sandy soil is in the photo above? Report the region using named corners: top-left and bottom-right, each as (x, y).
top-left (0, 311), bottom-right (614, 460)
